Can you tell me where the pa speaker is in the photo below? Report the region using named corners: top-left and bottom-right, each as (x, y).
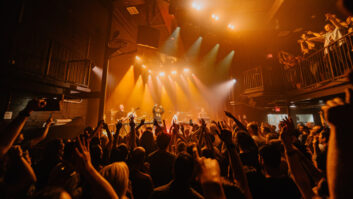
top-left (137, 26), bottom-right (160, 49)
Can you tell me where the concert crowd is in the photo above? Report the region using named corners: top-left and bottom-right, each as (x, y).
top-left (0, 82), bottom-right (352, 199)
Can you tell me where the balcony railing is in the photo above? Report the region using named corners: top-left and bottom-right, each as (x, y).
top-left (286, 32), bottom-right (353, 89)
top-left (9, 32), bottom-right (92, 88)
top-left (242, 32), bottom-right (353, 94)
top-left (243, 67), bottom-right (264, 92)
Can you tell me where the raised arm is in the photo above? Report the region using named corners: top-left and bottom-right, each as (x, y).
top-left (216, 120), bottom-right (252, 199)
top-left (74, 136), bottom-right (119, 199)
top-left (128, 117), bottom-right (136, 150)
top-left (322, 88), bottom-right (353, 198)
top-left (327, 13), bottom-right (345, 28)
top-left (29, 115), bottom-right (54, 147)
top-left (0, 99), bottom-right (46, 158)
top-left (224, 111), bottom-right (247, 132)
top-left (280, 118), bottom-right (315, 199)
top-left (194, 147), bottom-right (226, 199)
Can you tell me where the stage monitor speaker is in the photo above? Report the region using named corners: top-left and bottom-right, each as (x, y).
top-left (137, 26), bottom-right (160, 49)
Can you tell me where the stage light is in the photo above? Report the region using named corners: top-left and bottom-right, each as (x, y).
top-left (232, 79), bottom-right (237, 84)
top-left (171, 70), bottom-right (177, 75)
top-left (141, 64), bottom-right (146, 69)
top-left (192, 2), bottom-right (202, 10)
top-left (159, 72), bottom-right (165, 77)
top-left (135, 56), bottom-right (141, 61)
top-left (227, 23), bottom-right (235, 30)
top-left (211, 14), bottom-right (219, 21)
top-left (183, 68), bottom-right (190, 73)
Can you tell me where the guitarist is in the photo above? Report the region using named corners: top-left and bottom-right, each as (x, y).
top-left (152, 104), bottom-right (164, 123)
top-left (115, 104), bottom-right (126, 122)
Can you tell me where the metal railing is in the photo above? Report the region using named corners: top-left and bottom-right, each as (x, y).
top-left (285, 32), bottom-right (353, 89)
top-left (242, 32), bottom-right (353, 93)
top-left (10, 32), bottom-right (92, 88)
top-left (242, 67), bottom-right (264, 91)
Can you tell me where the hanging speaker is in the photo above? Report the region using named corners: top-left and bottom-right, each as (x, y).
top-left (137, 26), bottom-right (160, 49)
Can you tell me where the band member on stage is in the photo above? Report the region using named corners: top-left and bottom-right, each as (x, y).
top-left (198, 108), bottom-right (209, 122)
top-left (172, 112), bottom-right (180, 124)
top-left (152, 104), bottom-right (164, 122)
top-left (127, 107), bottom-right (137, 119)
top-left (115, 104), bottom-right (126, 121)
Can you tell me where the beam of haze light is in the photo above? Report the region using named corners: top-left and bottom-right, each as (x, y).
top-left (161, 85), bottom-right (175, 112)
top-left (107, 65), bottom-right (135, 108)
top-left (191, 74), bottom-right (212, 100)
top-left (147, 75), bottom-right (159, 104)
top-left (209, 79), bottom-right (236, 109)
top-left (161, 27), bottom-right (180, 56)
top-left (217, 50), bottom-right (235, 78)
top-left (175, 81), bottom-right (190, 111)
top-left (179, 74), bottom-right (192, 97)
top-left (201, 44), bottom-right (220, 69)
top-left (127, 75), bottom-right (144, 108)
top-left (185, 37), bottom-right (202, 62)
top-left (141, 84), bottom-right (155, 113)
top-left (187, 76), bottom-right (208, 110)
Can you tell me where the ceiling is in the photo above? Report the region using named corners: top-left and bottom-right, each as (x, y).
top-left (109, 0), bottom-right (343, 73)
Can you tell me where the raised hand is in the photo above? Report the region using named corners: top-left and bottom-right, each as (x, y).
top-left (129, 117), bottom-right (135, 128)
top-left (45, 114), bottom-right (54, 127)
top-left (224, 111), bottom-right (236, 119)
top-left (140, 118), bottom-right (145, 126)
top-left (322, 88), bottom-right (353, 130)
top-left (279, 117), bottom-right (295, 147)
top-left (116, 120), bottom-right (122, 131)
top-left (103, 123), bottom-right (110, 131)
top-left (74, 136), bottom-right (92, 171)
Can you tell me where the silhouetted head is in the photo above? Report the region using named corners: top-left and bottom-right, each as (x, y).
top-left (130, 147), bottom-right (146, 167)
top-left (259, 144), bottom-right (281, 170)
top-left (173, 152), bottom-right (194, 183)
top-left (156, 133), bottom-right (171, 150)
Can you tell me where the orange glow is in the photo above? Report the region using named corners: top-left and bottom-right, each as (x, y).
top-left (161, 85), bottom-right (174, 112)
top-left (127, 75), bottom-right (144, 108)
top-left (107, 65), bottom-right (135, 108)
top-left (141, 84), bottom-right (155, 114)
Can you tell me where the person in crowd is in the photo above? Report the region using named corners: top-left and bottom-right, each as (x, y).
top-left (100, 162), bottom-right (130, 199)
top-left (1, 70), bottom-right (353, 199)
top-left (129, 147), bottom-right (154, 199)
top-left (150, 152), bottom-right (203, 199)
top-left (259, 144), bottom-right (301, 199)
top-left (147, 133), bottom-right (175, 187)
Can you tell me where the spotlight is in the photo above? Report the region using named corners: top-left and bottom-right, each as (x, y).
top-left (171, 70), bottom-right (177, 75)
top-left (183, 68), bottom-right (190, 73)
top-left (141, 64), bottom-right (146, 69)
top-left (192, 2), bottom-right (202, 10)
top-left (159, 72), bottom-right (165, 77)
top-left (232, 78), bottom-right (237, 83)
top-left (135, 56), bottom-right (141, 61)
top-left (227, 23), bottom-right (235, 30)
top-left (211, 14), bottom-right (219, 21)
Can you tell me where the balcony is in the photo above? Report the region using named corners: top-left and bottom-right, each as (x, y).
top-left (242, 32), bottom-right (353, 101)
top-left (4, 32), bottom-right (92, 94)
